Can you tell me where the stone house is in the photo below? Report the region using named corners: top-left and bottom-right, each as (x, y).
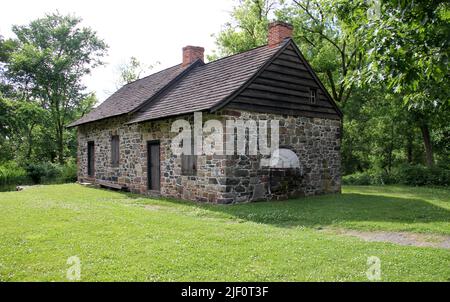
top-left (68, 22), bottom-right (343, 203)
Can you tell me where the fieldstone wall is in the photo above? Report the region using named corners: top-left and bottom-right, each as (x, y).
top-left (217, 110), bottom-right (341, 202)
top-left (77, 109), bottom-right (341, 203)
top-left (77, 116), bottom-right (143, 193)
top-left (77, 114), bottom-right (227, 202)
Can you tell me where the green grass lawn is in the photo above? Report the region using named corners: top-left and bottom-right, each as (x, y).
top-left (0, 184), bottom-right (449, 281)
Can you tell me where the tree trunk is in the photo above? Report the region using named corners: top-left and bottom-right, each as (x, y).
top-left (58, 139), bottom-right (64, 164)
top-left (26, 125), bottom-right (34, 160)
top-left (405, 128), bottom-right (413, 164)
top-left (420, 123), bottom-right (434, 167)
top-left (406, 139), bottom-right (413, 164)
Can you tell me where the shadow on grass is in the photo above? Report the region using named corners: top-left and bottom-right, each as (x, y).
top-left (134, 192), bottom-right (450, 229)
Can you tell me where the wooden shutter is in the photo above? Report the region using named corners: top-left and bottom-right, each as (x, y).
top-left (182, 155), bottom-right (197, 176)
top-left (87, 141), bottom-right (95, 177)
top-left (111, 135), bottom-right (120, 166)
top-left (181, 139), bottom-right (197, 176)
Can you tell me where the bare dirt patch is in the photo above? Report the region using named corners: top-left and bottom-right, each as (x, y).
top-left (335, 229), bottom-right (450, 249)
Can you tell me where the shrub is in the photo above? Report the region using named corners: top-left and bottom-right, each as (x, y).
top-left (343, 169), bottom-right (392, 185)
top-left (60, 159), bottom-right (77, 182)
top-left (342, 172), bottom-right (372, 185)
top-left (396, 164), bottom-right (450, 187)
top-left (431, 166), bottom-right (450, 186)
top-left (0, 161), bottom-right (27, 185)
top-left (24, 162), bottom-right (60, 184)
top-left (0, 159), bottom-right (78, 187)
top-left (343, 165), bottom-right (450, 187)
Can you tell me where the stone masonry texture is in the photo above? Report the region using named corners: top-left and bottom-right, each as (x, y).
top-left (77, 109), bottom-right (341, 203)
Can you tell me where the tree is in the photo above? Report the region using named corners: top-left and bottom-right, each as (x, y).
top-left (278, 0), bottom-right (370, 104)
top-left (0, 95), bottom-right (47, 162)
top-left (115, 56), bottom-right (160, 88)
top-left (213, 0), bottom-right (450, 174)
top-left (0, 35), bottom-right (18, 96)
top-left (66, 93), bottom-right (98, 159)
top-left (0, 35), bottom-right (18, 64)
top-left (5, 12), bottom-right (108, 164)
top-left (212, 0), bottom-right (368, 104)
top-left (209, 0), bottom-right (277, 60)
top-left (361, 0), bottom-right (450, 167)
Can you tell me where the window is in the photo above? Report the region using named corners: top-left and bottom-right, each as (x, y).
top-left (181, 139), bottom-right (197, 176)
top-left (310, 88), bottom-right (317, 104)
top-left (111, 135), bottom-right (120, 166)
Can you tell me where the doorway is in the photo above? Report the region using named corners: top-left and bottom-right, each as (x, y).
top-left (147, 141), bottom-right (160, 191)
top-left (87, 141), bottom-right (95, 177)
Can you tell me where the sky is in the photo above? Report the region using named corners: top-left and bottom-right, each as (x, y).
top-left (1, 0), bottom-right (235, 102)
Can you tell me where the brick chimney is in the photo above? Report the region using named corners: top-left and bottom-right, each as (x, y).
top-left (268, 21), bottom-right (293, 47)
top-left (182, 45), bottom-right (204, 67)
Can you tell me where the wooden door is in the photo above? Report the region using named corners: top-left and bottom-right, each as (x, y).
top-left (87, 141), bottom-right (95, 177)
top-left (147, 141), bottom-right (160, 191)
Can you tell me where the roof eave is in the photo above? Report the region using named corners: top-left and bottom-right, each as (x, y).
top-left (66, 112), bottom-right (129, 128)
top-left (127, 108), bottom-right (210, 125)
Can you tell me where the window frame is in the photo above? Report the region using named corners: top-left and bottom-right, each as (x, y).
top-left (310, 88), bottom-right (317, 105)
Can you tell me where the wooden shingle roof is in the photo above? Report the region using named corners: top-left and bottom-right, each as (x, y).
top-left (69, 39), bottom-right (341, 127)
top-left (128, 42), bottom-right (285, 123)
top-left (68, 63), bottom-right (192, 127)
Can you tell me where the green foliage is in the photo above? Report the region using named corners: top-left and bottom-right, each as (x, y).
top-left (59, 159), bottom-right (78, 182)
top-left (342, 172), bottom-right (372, 185)
top-left (0, 13), bottom-right (102, 185)
top-left (0, 162), bottom-right (27, 186)
top-left (342, 169), bottom-right (396, 186)
top-left (362, 0), bottom-right (450, 102)
top-left (208, 0), bottom-right (275, 60)
top-left (396, 164), bottom-right (450, 187)
top-left (343, 165), bottom-right (450, 187)
top-left (212, 0), bottom-right (449, 176)
top-left (23, 161), bottom-right (77, 184)
top-left (115, 57), bottom-right (160, 88)
top-left (4, 12), bottom-right (108, 164)
top-left (0, 35), bottom-right (18, 70)
top-left (24, 162), bottom-right (60, 184)
top-left (279, 0), bottom-right (368, 104)
top-left (359, 1), bottom-right (450, 167)
top-left (0, 96), bottom-right (49, 161)
top-left (1, 13), bottom-right (104, 166)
